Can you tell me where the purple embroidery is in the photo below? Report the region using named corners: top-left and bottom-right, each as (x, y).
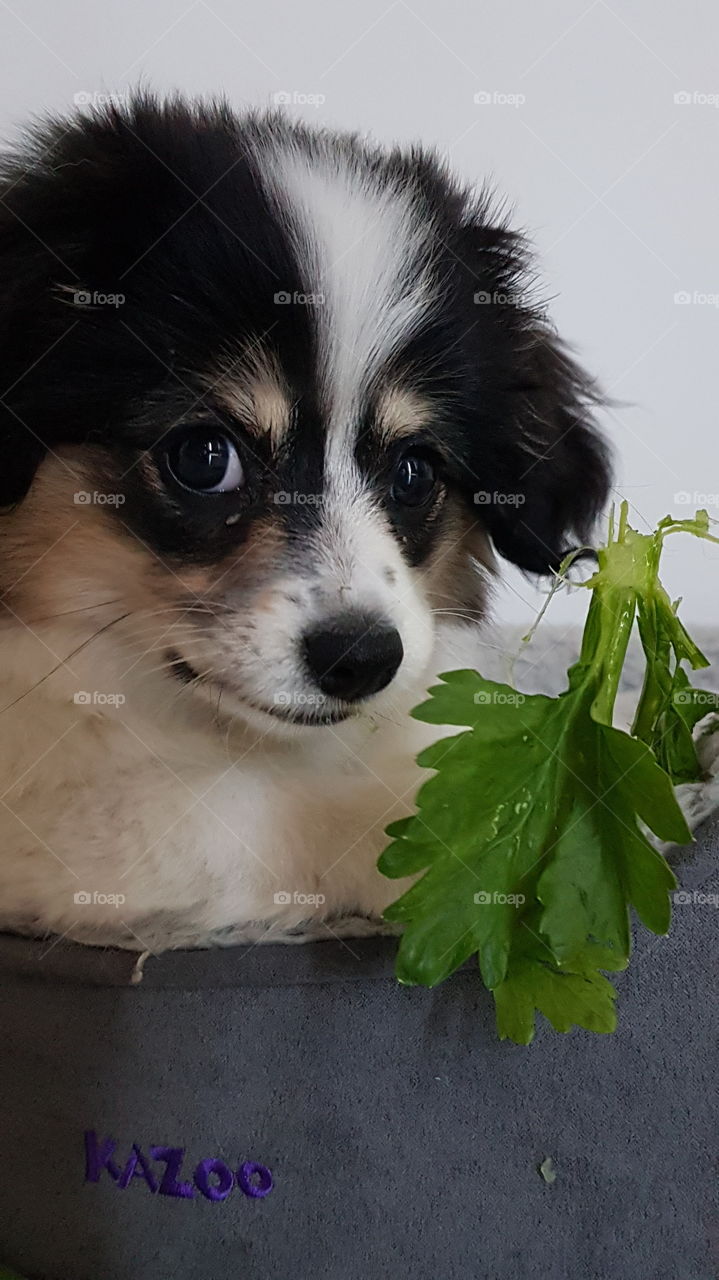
top-left (117, 1145), bottom-right (158, 1193)
top-left (150, 1146), bottom-right (195, 1199)
top-left (84, 1131), bottom-right (121, 1183)
top-left (193, 1157), bottom-right (234, 1202)
top-left (84, 1130), bottom-right (274, 1202)
top-left (237, 1161), bottom-right (273, 1199)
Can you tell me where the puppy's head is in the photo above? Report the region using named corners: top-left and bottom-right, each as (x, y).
top-left (0, 96), bottom-right (610, 732)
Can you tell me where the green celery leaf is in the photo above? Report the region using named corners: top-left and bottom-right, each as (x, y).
top-left (379, 504), bottom-right (717, 1044)
top-left (494, 953), bottom-right (618, 1044)
top-left (492, 918), bottom-right (621, 1043)
top-left (381, 678), bottom-right (570, 989)
top-left (381, 672), bottom-right (680, 1021)
top-left (600, 726), bottom-right (692, 845)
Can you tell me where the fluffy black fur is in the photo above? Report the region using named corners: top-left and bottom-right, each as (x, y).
top-left (0, 93), bottom-right (611, 573)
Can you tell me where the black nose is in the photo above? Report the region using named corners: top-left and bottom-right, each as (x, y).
top-left (302, 615), bottom-right (404, 702)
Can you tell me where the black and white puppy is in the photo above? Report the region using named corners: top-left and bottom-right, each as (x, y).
top-left (0, 95), bottom-right (610, 949)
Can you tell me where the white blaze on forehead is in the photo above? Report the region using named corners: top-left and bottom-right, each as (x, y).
top-left (254, 138), bottom-right (439, 463)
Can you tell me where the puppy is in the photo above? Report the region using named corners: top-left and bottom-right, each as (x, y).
top-left (0, 95), bottom-right (610, 950)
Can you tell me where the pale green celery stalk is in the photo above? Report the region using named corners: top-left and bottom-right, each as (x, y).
top-left (631, 510), bottom-right (718, 742)
top-left (562, 501), bottom-right (640, 729)
top-left (556, 503), bottom-right (719, 736)
top-left (630, 605), bottom-right (670, 745)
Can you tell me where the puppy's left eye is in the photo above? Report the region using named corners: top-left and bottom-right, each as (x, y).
top-left (165, 429), bottom-right (244, 493)
top-left (390, 452), bottom-right (438, 507)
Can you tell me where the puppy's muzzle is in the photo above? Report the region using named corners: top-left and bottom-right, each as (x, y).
top-left (302, 613), bottom-right (404, 702)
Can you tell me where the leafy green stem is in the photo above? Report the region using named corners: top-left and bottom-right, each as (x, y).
top-left (590, 588), bottom-right (637, 727)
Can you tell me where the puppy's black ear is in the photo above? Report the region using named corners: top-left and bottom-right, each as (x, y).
top-left (453, 220), bottom-right (612, 574)
top-left (0, 228), bottom-right (47, 508)
top-left (0, 413), bottom-right (46, 509)
top-left (486, 328), bottom-right (611, 573)
top-left (0, 126), bottom-right (73, 509)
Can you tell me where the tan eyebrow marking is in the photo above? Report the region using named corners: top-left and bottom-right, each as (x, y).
top-left (374, 386), bottom-right (433, 445)
top-left (209, 347), bottom-right (292, 451)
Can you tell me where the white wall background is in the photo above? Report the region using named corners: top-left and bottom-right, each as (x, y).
top-left (1, 0), bottom-right (717, 628)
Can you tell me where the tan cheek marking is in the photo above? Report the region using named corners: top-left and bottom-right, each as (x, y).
top-left (194, 519), bottom-right (287, 609)
top-left (0, 454), bottom-right (292, 675)
top-left (136, 452), bottom-right (167, 499)
top-left (421, 503), bottom-right (495, 617)
top-left (0, 453), bottom-right (180, 626)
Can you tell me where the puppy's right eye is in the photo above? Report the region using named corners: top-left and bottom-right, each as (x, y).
top-left (165, 429), bottom-right (244, 494)
top-left (390, 450), bottom-right (439, 508)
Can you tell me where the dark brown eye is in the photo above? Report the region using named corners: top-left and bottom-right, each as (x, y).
top-left (166, 430), bottom-right (244, 493)
top-left (391, 453), bottom-right (438, 507)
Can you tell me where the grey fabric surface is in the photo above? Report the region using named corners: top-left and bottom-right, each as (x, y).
top-left (0, 818), bottom-right (717, 1280)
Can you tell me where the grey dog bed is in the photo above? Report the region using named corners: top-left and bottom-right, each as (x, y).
top-left (0, 816), bottom-right (717, 1280)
